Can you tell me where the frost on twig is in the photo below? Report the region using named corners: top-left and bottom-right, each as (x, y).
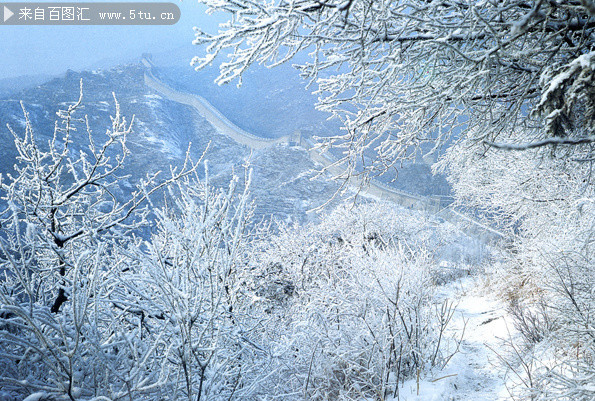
top-left (0, 82), bottom-right (203, 399)
top-left (192, 0), bottom-right (595, 182)
top-left (1, 80), bottom-right (199, 314)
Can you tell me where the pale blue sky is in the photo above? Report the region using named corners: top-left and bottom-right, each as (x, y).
top-left (0, 1), bottom-right (225, 79)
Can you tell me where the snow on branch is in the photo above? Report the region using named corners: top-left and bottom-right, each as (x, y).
top-left (1, 81), bottom-right (201, 314)
top-left (192, 0), bottom-right (595, 182)
top-left (486, 135), bottom-right (595, 150)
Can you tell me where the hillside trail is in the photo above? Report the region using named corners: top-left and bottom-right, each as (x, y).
top-left (395, 277), bottom-right (516, 401)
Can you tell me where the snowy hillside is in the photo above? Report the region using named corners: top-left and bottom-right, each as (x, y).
top-left (2, 6), bottom-right (594, 395)
top-left (0, 65), bottom-right (341, 223)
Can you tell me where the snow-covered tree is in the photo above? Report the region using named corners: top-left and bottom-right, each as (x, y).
top-left (193, 0), bottom-right (595, 179)
top-left (191, 2), bottom-right (595, 399)
top-left (0, 81), bottom-right (197, 314)
top-left (0, 84), bottom-right (200, 399)
top-left (0, 83), bottom-right (276, 400)
top-left (115, 168), bottom-right (280, 400)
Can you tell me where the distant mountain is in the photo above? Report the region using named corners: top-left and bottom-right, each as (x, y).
top-left (0, 73), bottom-right (57, 97)
top-left (0, 57), bottom-right (451, 231)
top-left (0, 64), bottom-right (341, 224)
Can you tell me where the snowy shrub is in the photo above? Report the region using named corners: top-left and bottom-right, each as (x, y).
top-left (520, 250), bottom-right (595, 401)
top-left (0, 236), bottom-right (122, 399)
top-left (509, 300), bottom-right (554, 346)
top-left (247, 203), bottom-right (459, 399)
top-left (491, 256), bottom-right (595, 401)
top-left (0, 87), bottom-right (257, 400)
top-left (490, 228), bottom-right (595, 401)
top-left (113, 169), bottom-right (280, 400)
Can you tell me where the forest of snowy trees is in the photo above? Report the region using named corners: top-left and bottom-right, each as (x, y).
top-left (193, 1), bottom-right (595, 399)
top-left (1, 0), bottom-right (594, 400)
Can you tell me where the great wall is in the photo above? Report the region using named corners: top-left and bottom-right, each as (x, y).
top-left (141, 56), bottom-right (507, 243)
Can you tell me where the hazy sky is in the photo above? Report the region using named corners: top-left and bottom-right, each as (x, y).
top-left (0, 1), bottom-right (225, 79)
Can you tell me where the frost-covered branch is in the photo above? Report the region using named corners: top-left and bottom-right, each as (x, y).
top-left (193, 0), bottom-right (595, 179)
top-left (0, 80), bottom-right (199, 314)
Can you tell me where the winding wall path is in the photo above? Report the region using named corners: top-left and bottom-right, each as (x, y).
top-left (143, 59), bottom-right (289, 150)
top-left (141, 56), bottom-right (507, 242)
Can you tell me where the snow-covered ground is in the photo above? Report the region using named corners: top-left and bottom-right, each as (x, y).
top-left (396, 277), bottom-right (516, 401)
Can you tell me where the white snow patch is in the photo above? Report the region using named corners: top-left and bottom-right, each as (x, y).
top-left (23, 393), bottom-right (47, 401)
top-left (392, 278), bottom-right (515, 401)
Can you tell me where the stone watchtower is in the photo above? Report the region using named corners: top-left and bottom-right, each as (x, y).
top-left (141, 53), bottom-right (154, 69)
top-left (289, 130), bottom-right (302, 146)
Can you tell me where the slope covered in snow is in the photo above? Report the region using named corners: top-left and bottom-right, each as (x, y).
top-left (397, 277), bottom-right (517, 401)
top-left (0, 64), bottom-right (341, 223)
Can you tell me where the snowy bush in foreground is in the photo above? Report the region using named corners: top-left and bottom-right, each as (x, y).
top-left (504, 250), bottom-right (595, 401)
top-left (113, 169), bottom-right (280, 400)
top-left (246, 203), bottom-right (461, 399)
top-left (0, 84), bottom-right (196, 399)
top-left (0, 87), bottom-right (258, 400)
